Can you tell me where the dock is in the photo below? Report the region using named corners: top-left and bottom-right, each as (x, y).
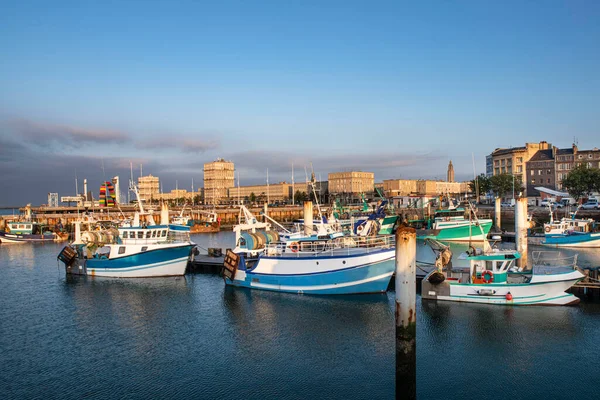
top-left (188, 248), bottom-right (226, 273)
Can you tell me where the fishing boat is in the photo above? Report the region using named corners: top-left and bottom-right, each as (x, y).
top-left (417, 207), bottom-right (492, 241)
top-left (421, 240), bottom-right (583, 306)
top-left (222, 235), bottom-right (395, 295)
top-left (172, 207), bottom-right (221, 234)
top-left (542, 208), bottom-right (600, 248)
top-left (0, 221), bottom-right (68, 244)
top-left (57, 183), bottom-right (196, 278)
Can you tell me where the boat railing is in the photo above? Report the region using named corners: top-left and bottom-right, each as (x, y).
top-left (531, 251), bottom-right (578, 274)
top-left (265, 235), bottom-right (395, 257)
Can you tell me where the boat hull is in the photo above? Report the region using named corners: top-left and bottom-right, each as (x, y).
top-left (422, 270), bottom-right (583, 306)
top-left (543, 232), bottom-right (600, 248)
top-left (418, 220), bottom-right (493, 242)
top-left (0, 231), bottom-right (67, 244)
top-left (226, 249), bottom-right (395, 295)
top-left (70, 244), bottom-right (194, 278)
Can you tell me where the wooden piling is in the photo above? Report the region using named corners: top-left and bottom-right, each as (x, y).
top-left (395, 227), bottom-right (416, 400)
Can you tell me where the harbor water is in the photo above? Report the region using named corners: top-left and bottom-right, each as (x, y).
top-left (1, 232), bottom-right (599, 399)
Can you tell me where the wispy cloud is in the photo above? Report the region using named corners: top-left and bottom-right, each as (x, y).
top-left (137, 136), bottom-right (219, 153)
top-left (6, 118), bottom-right (129, 145)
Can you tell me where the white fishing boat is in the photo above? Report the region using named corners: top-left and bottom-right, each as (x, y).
top-left (421, 240), bottom-right (583, 306)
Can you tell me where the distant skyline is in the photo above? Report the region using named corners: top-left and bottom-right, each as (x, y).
top-left (1, 1), bottom-right (599, 206)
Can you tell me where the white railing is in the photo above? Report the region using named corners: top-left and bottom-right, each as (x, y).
top-left (531, 251), bottom-right (578, 274)
top-left (264, 235), bottom-right (395, 257)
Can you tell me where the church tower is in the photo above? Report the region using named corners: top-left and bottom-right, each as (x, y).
top-left (447, 160), bottom-right (455, 182)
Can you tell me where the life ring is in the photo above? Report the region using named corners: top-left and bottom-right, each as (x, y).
top-left (544, 226), bottom-right (551, 233)
top-left (290, 242), bottom-right (299, 253)
top-left (482, 270), bottom-right (494, 284)
top-left (357, 224), bottom-right (364, 233)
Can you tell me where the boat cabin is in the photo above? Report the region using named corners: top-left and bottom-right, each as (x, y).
top-left (455, 250), bottom-right (521, 284)
top-left (545, 218), bottom-right (595, 235)
top-left (434, 208), bottom-right (466, 222)
top-left (6, 222), bottom-right (48, 235)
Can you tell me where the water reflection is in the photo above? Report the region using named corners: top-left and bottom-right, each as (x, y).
top-left (63, 276), bottom-right (191, 357)
top-left (223, 287), bottom-right (393, 357)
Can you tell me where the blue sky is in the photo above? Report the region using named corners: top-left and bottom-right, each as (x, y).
top-left (1, 1), bottom-right (599, 205)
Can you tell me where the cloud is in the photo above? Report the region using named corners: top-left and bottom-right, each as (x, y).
top-left (5, 118), bottom-right (129, 145)
top-left (136, 136), bottom-right (219, 153)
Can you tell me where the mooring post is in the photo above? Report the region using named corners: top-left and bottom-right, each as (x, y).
top-left (515, 197), bottom-right (528, 270)
top-left (395, 227), bottom-right (416, 400)
top-left (495, 197), bottom-right (502, 232)
top-left (303, 201), bottom-right (313, 235)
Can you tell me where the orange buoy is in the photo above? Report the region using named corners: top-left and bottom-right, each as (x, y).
top-left (506, 292), bottom-right (513, 301)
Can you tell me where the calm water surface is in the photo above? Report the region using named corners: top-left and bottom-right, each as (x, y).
top-left (1, 233), bottom-right (599, 399)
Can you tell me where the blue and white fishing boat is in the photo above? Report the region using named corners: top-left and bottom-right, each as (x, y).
top-left (57, 184), bottom-right (195, 278)
top-left (542, 209), bottom-right (600, 248)
top-left (223, 235), bottom-right (395, 295)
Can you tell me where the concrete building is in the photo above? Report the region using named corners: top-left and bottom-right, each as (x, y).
top-left (526, 149), bottom-right (555, 196)
top-left (555, 145), bottom-right (600, 189)
top-left (328, 171), bottom-right (374, 194)
top-left (138, 174), bottom-right (160, 202)
top-left (383, 179), bottom-right (468, 198)
top-left (155, 189), bottom-right (202, 203)
top-left (489, 141), bottom-right (552, 186)
top-left (382, 179), bottom-right (418, 197)
top-left (447, 161), bottom-right (455, 182)
top-left (229, 182), bottom-right (291, 204)
top-left (204, 158), bottom-right (235, 205)
top-left (486, 155), bottom-right (493, 177)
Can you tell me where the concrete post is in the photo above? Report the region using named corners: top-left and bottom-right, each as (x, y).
top-left (515, 197), bottom-right (528, 270)
top-left (495, 197), bottom-right (502, 232)
top-left (395, 227), bottom-right (416, 400)
top-left (160, 202), bottom-right (169, 225)
top-left (303, 201), bottom-right (313, 235)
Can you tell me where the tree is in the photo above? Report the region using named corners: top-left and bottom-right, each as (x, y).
top-left (490, 174), bottom-right (524, 198)
top-left (469, 174), bottom-right (492, 199)
top-left (249, 192), bottom-right (256, 203)
top-left (294, 190), bottom-right (308, 204)
top-left (562, 164), bottom-right (600, 202)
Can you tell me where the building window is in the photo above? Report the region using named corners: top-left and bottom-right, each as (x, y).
top-left (589, 154), bottom-right (593, 159)
top-left (538, 170), bottom-right (542, 175)
top-left (547, 179), bottom-right (551, 184)
top-left (531, 179), bottom-right (535, 184)
top-left (579, 155), bottom-right (583, 159)
top-left (530, 170), bottom-right (534, 176)
top-left (517, 157), bottom-right (523, 163)
top-left (547, 169), bottom-right (551, 175)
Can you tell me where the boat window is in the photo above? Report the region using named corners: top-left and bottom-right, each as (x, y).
top-left (137, 231), bottom-right (144, 239)
top-left (141, 246), bottom-right (148, 252)
top-left (161, 230), bottom-right (167, 237)
top-left (146, 231), bottom-right (151, 238)
top-left (129, 231), bottom-right (135, 239)
top-left (26, 225), bottom-right (31, 229)
top-left (152, 231), bottom-right (157, 238)
top-left (118, 247), bottom-right (126, 254)
top-left (19, 224), bottom-right (24, 229)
